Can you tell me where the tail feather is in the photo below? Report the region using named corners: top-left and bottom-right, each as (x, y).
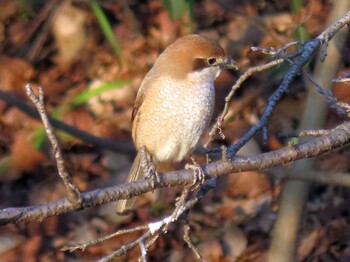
top-left (116, 152), bottom-right (143, 214)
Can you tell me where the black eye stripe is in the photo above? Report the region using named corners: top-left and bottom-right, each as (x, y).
top-left (192, 58), bottom-right (207, 71)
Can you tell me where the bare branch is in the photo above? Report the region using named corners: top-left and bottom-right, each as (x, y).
top-left (332, 75), bottom-right (350, 83)
top-left (0, 120), bottom-right (349, 226)
top-left (183, 224), bottom-right (204, 261)
top-left (250, 41), bottom-right (303, 56)
top-left (317, 11), bottom-right (350, 43)
top-left (61, 225), bottom-right (148, 252)
top-left (25, 84), bottom-right (82, 205)
top-left (139, 241), bottom-right (147, 262)
top-left (337, 102), bottom-right (350, 114)
top-left (205, 58), bottom-right (286, 147)
top-left (303, 71), bottom-right (347, 115)
top-left (227, 11), bottom-right (350, 157)
top-left (96, 177), bottom-right (216, 261)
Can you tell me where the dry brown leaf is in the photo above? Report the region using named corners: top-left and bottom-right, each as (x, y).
top-left (9, 129), bottom-right (46, 177)
top-left (0, 55), bottom-right (35, 94)
top-left (38, 64), bottom-right (86, 98)
top-left (62, 107), bottom-right (95, 136)
top-left (297, 228), bottom-right (322, 260)
top-left (0, 232), bottom-right (25, 256)
top-left (333, 69), bottom-right (350, 104)
top-left (21, 235), bottom-right (42, 262)
top-left (0, 0), bottom-right (19, 22)
top-left (197, 239), bottom-right (224, 262)
top-left (227, 171), bottom-right (270, 199)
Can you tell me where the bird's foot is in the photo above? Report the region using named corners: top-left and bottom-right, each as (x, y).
top-left (140, 146), bottom-right (159, 190)
top-left (185, 156), bottom-right (206, 189)
top-left (145, 169), bottom-right (160, 190)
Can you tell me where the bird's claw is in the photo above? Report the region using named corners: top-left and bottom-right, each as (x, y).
top-left (140, 146), bottom-right (159, 190)
top-left (185, 159), bottom-right (206, 188)
top-left (145, 169), bottom-right (160, 190)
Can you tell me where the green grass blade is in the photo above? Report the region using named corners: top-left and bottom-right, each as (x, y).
top-left (89, 0), bottom-right (123, 65)
top-left (31, 126), bottom-right (46, 150)
top-left (71, 80), bottom-right (130, 106)
top-left (0, 157), bottom-right (11, 175)
top-left (294, 25), bottom-right (310, 41)
top-left (163, 0), bottom-right (188, 20)
top-left (290, 0), bottom-right (303, 13)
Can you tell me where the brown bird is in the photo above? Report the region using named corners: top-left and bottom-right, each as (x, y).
top-left (116, 34), bottom-right (237, 214)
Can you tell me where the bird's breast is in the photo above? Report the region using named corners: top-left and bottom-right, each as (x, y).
top-left (134, 78), bottom-right (215, 163)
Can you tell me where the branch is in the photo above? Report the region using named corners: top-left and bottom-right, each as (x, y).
top-left (63, 178), bottom-right (217, 261)
top-left (205, 57), bottom-right (286, 147)
top-left (1, 120), bottom-right (349, 226)
top-left (227, 10), bottom-right (350, 157)
top-left (25, 84), bottom-right (82, 205)
top-left (268, 6), bottom-right (350, 262)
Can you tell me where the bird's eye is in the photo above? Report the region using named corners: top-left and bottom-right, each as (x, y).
top-left (207, 57), bottom-right (217, 65)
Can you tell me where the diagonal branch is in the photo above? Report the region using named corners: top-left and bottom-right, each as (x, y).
top-left (227, 10), bottom-right (350, 157)
top-left (25, 84), bottom-right (82, 205)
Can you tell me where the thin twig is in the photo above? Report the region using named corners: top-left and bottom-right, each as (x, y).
top-left (227, 11), bottom-right (350, 158)
top-left (317, 11), bottom-right (350, 43)
top-left (227, 41), bottom-right (320, 157)
top-left (269, 8), bottom-right (350, 262)
top-left (337, 102), bottom-right (350, 115)
top-left (205, 42), bottom-right (306, 149)
top-left (145, 234), bottom-right (159, 250)
top-left (183, 224), bottom-right (203, 260)
top-left (251, 41), bottom-right (303, 56)
top-left (303, 70), bottom-right (347, 115)
top-left (96, 178), bottom-right (217, 261)
top-left (205, 58), bottom-right (286, 147)
top-left (332, 77), bottom-right (350, 83)
top-left (61, 225), bottom-right (148, 252)
top-left (25, 84), bottom-right (82, 205)
top-left (138, 241), bottom-right (147, 262)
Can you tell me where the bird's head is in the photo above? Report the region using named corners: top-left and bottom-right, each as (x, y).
top-left (150, 34), bottom-right (238, 83)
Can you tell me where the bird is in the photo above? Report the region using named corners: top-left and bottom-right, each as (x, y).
top-left (116, 34), bottom-right (237, 214)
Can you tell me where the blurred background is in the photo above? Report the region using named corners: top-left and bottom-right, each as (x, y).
top-left (0, 0), bottom-right (350, 261)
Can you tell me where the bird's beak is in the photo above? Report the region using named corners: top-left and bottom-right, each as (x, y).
top-left (222, 56), bottom-right (238, 70)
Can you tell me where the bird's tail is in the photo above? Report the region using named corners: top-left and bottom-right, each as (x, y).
top-left (116, 152), bottom-right (143, 214)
